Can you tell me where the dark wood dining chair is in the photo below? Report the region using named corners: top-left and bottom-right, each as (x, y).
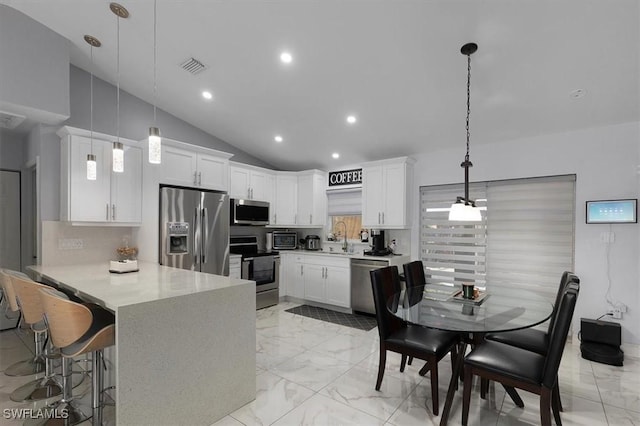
top-left (461, 285), bottom-right (579, 426)
top-left (370, 265), bottom-right (459, 415)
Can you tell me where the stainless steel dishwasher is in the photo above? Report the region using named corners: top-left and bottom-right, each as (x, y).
top-left (350, 258), bottom-right (388, 315)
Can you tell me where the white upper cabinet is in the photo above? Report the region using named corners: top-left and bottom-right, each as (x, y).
top-left (362, 157), bottom-right (414, 229)
top-left (161, 142), bottom-right (231, 191)
top-left (296, 171), bottom-right (326, 227)
top-left (58, 126), bottom-right (142, 225)
top-left (229, 162), bottom-right (275, 203)
top-left (273, 173), bottom-right (298, 225)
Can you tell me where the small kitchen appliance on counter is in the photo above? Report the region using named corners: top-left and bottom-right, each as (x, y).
top-left (301, 235), bottom-right (321, 250)
top-left (364, 230), bottom-right (393, 256)
top-left (272, 231), bottom-right (297, 250)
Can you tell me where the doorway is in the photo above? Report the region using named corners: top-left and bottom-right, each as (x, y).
top-left (0, 169), bottom-right (21, 270)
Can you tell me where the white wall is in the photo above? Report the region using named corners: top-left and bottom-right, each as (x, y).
top-left (411, 121), bottom-right (640, 344)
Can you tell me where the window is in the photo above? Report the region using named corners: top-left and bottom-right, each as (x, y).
top-left (420, 175), bottom-right (575, 302)
top-left (327, 188), bottom-right (362, 240)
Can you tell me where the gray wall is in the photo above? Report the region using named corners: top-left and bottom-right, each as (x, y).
top-left (0, 5), bottom-right (70, 122)
top-left (0, 130), bottom-right (24, 170)
top-left (66, 66), bottom-right (274, 169)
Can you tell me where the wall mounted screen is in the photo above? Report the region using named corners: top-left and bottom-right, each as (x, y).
top-left (586, 199), bottom-right (637, 224)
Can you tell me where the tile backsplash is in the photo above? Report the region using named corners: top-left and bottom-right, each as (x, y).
top-left (41, 221), bottom-right (136, 266)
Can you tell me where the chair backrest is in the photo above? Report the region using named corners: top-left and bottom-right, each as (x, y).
top-left (541, 286), bottom-right (579, 388)
top-left (39, 288), bottom-right (93, 349)
top-left (9, 275), bottom-right (50, 326)
top-left (0, 269), bottom-right (20, 312)
top-left (546, 272), bottom-right (580, 335)
top-left (370, 265), bottom-right (405, 340)
top-left (403, 261), bottom-right (426, 306)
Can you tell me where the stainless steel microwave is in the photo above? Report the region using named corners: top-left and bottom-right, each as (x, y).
top-left (230, 199), bottom-right (270, 226)
top-left (272, 231), bottom-right (297, 250)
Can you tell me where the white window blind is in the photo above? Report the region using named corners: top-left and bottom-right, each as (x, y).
top-left (420, 175), bottom-right (575, 303)
top-left (485, 176), bottom-right (575, 301)
top-left (420, 183), bottom-right (487, 287)
top-left (327, 188), bottom-right (362, 216)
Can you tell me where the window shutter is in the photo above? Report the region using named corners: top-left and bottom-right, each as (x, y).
top-left (420, 183), bottom-right (487, 287)
top-left (327, 188), bottom-right (362, 216)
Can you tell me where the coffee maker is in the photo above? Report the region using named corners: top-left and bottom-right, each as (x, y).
top-left (365, 230), bottom-right (391, 256)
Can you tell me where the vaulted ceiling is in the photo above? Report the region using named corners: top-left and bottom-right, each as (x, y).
top-left (3, 0), bottom-right (638, 170)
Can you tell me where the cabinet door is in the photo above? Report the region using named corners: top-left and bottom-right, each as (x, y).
top-left (303, 264), bottom-right (325, 303)
top-left (274, 174), bottom-right (297, 225)
top-left (162, 146), bottom-right (198, 187)
top-left (296, 174), bottom-right (314, 225)
top-left (111, 144), bottom-right (142, 223)
top-left (68, 137), bottom-right (111, 221)
top-left (197, 153), bottom-right (228, 191)
top-left (382, 163), bottom-right (406, 227)
top-left (229, 166), bottom-right (251, 199)
top-left (311, 173), bottom-right (326, 226)
top-left (362, 165), bottom-right (384, 227)
top-left (249, 170), bottom-right (273, 202)
top-left (325, 266), bottom-right (351, 308)
top-left (292, 261), bottom-right (305, 299)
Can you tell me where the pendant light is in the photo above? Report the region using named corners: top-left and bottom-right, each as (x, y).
top-left (111, 2), bottom-right (128, 173)
top-left (449, 42), bottom-right (482, 222)
top-left (84, 35), bottom-right (101, 181)
top-left (148, 0), bottom-right (162, 164)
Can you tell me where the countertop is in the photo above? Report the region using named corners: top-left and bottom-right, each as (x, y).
top-left (28, 261), bottom-right (254, 311)
top-left (278, 249), bottom-right (410, 265)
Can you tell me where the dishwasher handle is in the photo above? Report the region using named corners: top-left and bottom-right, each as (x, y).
top-left (351, 259), bottom-right (388, 268)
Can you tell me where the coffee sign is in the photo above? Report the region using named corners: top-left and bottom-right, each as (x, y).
top-left (328, 168), bottom-right (362, 186)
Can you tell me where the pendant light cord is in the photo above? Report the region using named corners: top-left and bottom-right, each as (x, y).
top-left (90, 45), bottom-right (94, 155)
top-left (116, 14), bottom-right (120, 143)
top-left (153, 0), bottom-right (157, 124)
top-left (465, 53), bottom-right (471, 163)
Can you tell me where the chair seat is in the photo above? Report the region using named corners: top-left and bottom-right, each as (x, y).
top-left (61, 304), bottom-right (115, 357)
top-left (485, 328), bottom-right (549, 355)
top-left (387, 325), bottom-right (458, 357)
top-left (465, 340), bottom-right (545, 386)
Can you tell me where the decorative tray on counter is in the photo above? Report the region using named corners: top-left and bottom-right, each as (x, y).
top-left (451, 290), bottom-right (489, 305)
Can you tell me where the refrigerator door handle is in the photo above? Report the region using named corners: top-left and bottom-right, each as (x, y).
top-left (194, 207), bottom-right (200, 264)
top-left (202, 207), bottom-right (208, 264)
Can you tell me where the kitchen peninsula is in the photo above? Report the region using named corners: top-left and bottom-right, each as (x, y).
top-left (28, 262), bottom-right (256, 426)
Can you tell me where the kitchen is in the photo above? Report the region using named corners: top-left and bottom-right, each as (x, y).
top-left (1, 1), bottom-right (639, 425)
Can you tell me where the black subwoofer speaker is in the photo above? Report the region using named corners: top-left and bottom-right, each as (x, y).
top-left (580, 318), bottom-right (624, 366)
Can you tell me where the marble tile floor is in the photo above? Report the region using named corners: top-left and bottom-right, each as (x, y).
top-left (1, 301), bottom-right (638, 425)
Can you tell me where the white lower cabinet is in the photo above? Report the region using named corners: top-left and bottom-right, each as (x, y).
top-left (281, 254), bottom-right (350, 309)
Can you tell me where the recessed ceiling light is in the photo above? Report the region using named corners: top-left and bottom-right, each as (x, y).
top-left (274, 135), bottom-right (283, 143)
top-left (346, 115), bottom-right (357, 124)
top-left (570, 88), bottom-right (586, 99)
top-left (332, 153), bottom-right (340, 159)
top-left (202, 91), bottom-right (213, 100)
top-left (280, 51), bottom-right (293, 64)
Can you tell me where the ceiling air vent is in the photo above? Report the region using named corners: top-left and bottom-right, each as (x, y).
top-left (180, 57), bottom-right (208, 75)
top-left (0, 110), bottom-right (26, 129)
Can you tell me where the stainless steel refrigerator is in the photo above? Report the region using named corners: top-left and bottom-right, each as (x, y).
top-left (159, 186), bottom-right (229, 275)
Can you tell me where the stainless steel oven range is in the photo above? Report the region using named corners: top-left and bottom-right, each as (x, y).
top-left (230, 236), bottom-right (280, 309)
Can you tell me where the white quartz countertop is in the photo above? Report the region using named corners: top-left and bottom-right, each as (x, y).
top-left (28, 262), bottom-right (254, 311)
top-left (278, 250), bottom-right (410, 265)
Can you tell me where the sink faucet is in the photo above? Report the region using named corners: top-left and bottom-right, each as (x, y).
top-left (335, 221), bottom-right (348, 252)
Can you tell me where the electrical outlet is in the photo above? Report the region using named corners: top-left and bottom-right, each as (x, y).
top-left (607, 309), bottom-right (623, 319)
top-left (600, 232), bottom-right (615, 243)
top-left (57, 238), bottom-right (84, 250)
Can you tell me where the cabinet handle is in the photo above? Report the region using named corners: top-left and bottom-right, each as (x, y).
top-left (378, 212), bottom-right (381, 225)
top-left (382, 212), bottom-right (384, 224)
top-left (198, 172), bottom-right (202, 186)
top-left (106, 203), bottom-right (109, 221)
top-left (301, 265), bottom-right (303, 276)
top-left (323, 267), bottom-right (327, 279)
top-left (294, 213), bottom-right (297, 224)
top-left (250, 188), bottom-right (254, 199)
top-left (194, 171), bottom-right (198, 185)
top-left (112, 204), bottom-right (116, 221)
top-left (309, 214), bottom-right (312, 224)
top-left (248, 188), bottom-right (251, 199)
top-left (274, 214), bottom-right (277, 224)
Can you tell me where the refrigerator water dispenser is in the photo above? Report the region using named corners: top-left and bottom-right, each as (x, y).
top-left (167, 222), bottom-right (189, 255)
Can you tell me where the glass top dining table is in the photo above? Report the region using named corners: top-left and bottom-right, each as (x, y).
top-left (388, 284), bottom-right (554, 425)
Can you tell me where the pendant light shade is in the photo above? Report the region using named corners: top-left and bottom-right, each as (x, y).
top-left (449, 42), bottom-right (482, 222)
top-left (112, 142), bottom-right (124, 173)
top-left (86, 154), bottom-right (97, 180)
top-left (148, 126), bottom-right (161, 164)
top-left (148, 0), bottom-right (162, 164)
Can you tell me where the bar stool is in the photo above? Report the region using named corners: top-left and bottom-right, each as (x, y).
top-left (39, 287), bottom-right (115, 426)
top-left (8, 275), bottom-right (74, 402)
